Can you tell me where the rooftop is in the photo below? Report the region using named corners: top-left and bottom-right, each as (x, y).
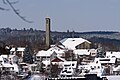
top-left (60, 38), bottom-right (91, 49)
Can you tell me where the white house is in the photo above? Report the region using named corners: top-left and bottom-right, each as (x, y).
top-left (36, 45), bottom-right (67, 61)
top-left (36, 50), bottom-right (53, 61)
top-left (60, 38), bottom-right (91, 50)
top-left (10, 47), bottom-right (25, 57)
top-left (0, 55), bottom-right (19, 73)
top-left (60, 61), bottom-right (77, 77)
top-left (95, 57), bottom-right (116, 65)
top-left (48, 45), bottom-right (66, 57)
top-left (106, 52), bottom-right (120, 58)
top-left (78, 60), bottom-right (104, 77)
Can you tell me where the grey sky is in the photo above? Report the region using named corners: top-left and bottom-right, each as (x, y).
top-left (0, 0), bottom-right (120, 32)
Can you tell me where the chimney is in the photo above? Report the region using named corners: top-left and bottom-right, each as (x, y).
top-left (45, 17), bottom-right (51, 48)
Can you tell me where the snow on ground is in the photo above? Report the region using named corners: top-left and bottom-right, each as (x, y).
top-left (105, 75), bottom-right (120, 80)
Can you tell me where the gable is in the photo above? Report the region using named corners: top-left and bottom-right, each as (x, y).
top-left (51, 57), bottom-right (64, 62)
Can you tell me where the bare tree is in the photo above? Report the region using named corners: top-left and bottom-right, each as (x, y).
top-left (0, 0), bottom-right (33, 23)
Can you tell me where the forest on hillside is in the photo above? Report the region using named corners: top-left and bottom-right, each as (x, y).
top-left (0, 28), bottom-right (120, 51)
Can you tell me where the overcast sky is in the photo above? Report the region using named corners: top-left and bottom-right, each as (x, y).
top-left (0, 0), bottom-right (120, 32)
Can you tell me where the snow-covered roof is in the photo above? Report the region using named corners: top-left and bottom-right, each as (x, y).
top-left (9, 55), bottom-right (17, 58)
top-left (74, 49), bottom-right (91, 55)
top-left (47, 46), bottom-right (65, 57)
top-left (36, 50), bottom-right (53, 57)
top-left (0, 55), bottom-right (16, 59)
top-left (57, 56), bottom-right (66, 62)
top-left (36, 46), bottom-right (65, 57)
top-left (2, 63), bottom-right (13, 67)
top-left (60, 38), bottom-right (91, 49)
top-left (95, 58), bottom-right (116, 64)
top-left (50, 45), bottom-right (65, 49)
top-left (47, 47), bottom-right (65, 54)
top-left (113, 65), bottom-right (120, 71)
top-left (10, 47), bottom-right (25, 52)
top-left (0, 55), bottom-right (8, 58)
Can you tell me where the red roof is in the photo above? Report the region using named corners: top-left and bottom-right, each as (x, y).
top-left (51, 57), bottom-right (64, 62)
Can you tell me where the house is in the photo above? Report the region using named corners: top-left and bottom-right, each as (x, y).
top-left (36, 45), bottom-right (66, 62)
top-left (10, 47), bottom-right (25, 57)
top-left (74, 49), bottom-right (97, 64)
top-left (48, 45), bottom-right (66, 57)
top-left (60, 38), bottom-right (91, 50)
top-left (0, 55), bottom-right (19, 73)
top-left (60, 61), bottom-right (77, 77)
top-left (106, 52), bottom-right (120, 65)
top-left (78, 60), bottom-right (104, 77)
top-left (95, 57), bottom-right (116, 65)
top-left (36, 50), bottom-right (53, 61)
top-left (35, 38), bottom-right (92, 71)
top-left (36, 49), bottom-right (66, 71)
top-left (113, 65), bottom-right (120, 75)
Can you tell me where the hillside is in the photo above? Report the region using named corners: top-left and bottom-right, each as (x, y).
top-left (0, 28), bottom-right (120, 51)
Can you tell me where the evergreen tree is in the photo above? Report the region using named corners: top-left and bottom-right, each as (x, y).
top-left (23, 45), bottom-right (33, 64)
top-left (96, 47), bottom-right (106, 58)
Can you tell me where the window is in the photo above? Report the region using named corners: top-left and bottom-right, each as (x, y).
top-left (12, 67), bottom-right (14, 70)
top-left (98, 66), bottom-right (100, 69)
top-left (46, 19), bottom-right (50, 24)
top-left (100, 59), bottom-right (110, 61)
top-left (67, 71), bottom-right (72, 73)
top-left (62, 70), bottom-right (67, 73)
top-left (94, 66), bottom-right (96, 68)
top-left (72, 64), bottom-right (74, 66)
